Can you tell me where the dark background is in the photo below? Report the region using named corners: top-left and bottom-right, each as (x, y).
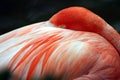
top-left (0, 0), bottom-right (120, 35)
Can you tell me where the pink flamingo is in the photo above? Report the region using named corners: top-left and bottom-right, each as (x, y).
top-left (0, 7), bottom-right (120, 80)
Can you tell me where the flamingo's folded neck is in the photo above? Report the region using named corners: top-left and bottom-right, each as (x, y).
top-left (50, 7), bottom-right (120, 54)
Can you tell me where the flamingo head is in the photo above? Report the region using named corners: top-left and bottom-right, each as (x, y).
top-left (50, 7), bottom-right (107, 33)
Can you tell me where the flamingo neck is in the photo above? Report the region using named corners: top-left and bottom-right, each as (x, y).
top-left (101, 24), bottom-right (120, 54)
top-left (50, 7), bottom-right (120, 54)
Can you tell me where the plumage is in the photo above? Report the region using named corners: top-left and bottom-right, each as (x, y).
top-left (0, 7), bottom-right (120, 80)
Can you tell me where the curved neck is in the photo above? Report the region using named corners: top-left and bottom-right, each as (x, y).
top-left (50, 7), bottom-right (120, 55)
top-left (101, 24), bottom-right (120, 54)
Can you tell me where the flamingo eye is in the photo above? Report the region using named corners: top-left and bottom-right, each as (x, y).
top-left (59, 25), bottom-right (66, 29)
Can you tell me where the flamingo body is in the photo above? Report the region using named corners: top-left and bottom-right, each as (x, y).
top-left (0, 7), bottom-right (120, 80)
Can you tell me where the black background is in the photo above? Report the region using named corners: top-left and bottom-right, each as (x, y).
top-left (0, 0), bottom-right (120, 35)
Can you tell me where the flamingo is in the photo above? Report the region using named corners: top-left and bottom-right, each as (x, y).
top-left (0, 7), bottom-right (120, 80)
